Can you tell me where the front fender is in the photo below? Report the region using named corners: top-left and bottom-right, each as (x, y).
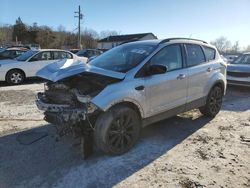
top-left (91, 80), bottom-right (146, 118)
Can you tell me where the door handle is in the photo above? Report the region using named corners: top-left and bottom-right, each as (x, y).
top-left (177, 74), bottom-right (186, 80)
top-left (207, 67), bottom-right (213, 72)
top-left (135, 85), bottom-right (145, 91)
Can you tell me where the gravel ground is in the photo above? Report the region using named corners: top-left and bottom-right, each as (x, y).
top-left (0, 81), bottom-right (249, 188)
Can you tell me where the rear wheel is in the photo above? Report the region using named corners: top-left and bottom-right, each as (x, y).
top-left (6, 70), bottom-right (25, 85)
top-left (199, 86), bottom-right (223, 117)
top-left (94, 105), bottom-right (141, 155)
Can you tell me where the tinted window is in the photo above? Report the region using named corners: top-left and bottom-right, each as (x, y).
top-left (186, 44), bottom-right (205, 66)
top-left (203, 46), bottom-right (215, 61)
top-left (150, 44), bottom-right (182, 71)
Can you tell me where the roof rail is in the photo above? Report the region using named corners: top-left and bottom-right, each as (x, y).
top-left (159, 38), bottom-right (207, 44)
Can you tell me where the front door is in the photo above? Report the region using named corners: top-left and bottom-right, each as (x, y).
top-left (26, 51), bottom-right (55, 76)
top-left (143, 44), bottom-right (188, 117)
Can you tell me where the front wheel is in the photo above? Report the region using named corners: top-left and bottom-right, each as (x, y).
top-left (6, 70), bottom-right (25, 85)
top-left (199, 86), bottom-right (223, 117)
top-left (94, 105), bottom-right (141, 155)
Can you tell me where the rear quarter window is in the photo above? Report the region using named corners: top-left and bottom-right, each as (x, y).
top-left (203, 46), bottom-right (216, 61)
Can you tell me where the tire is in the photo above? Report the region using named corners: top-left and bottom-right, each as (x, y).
top-left (6, 70), bottom-right (25, 85)
top-left (199, 86), bottom-right (223, 117)
top-left (94, 105), bottom-right (141, 155)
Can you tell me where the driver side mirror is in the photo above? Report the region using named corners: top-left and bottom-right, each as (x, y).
top-left (148, 64), bottom-right (167, 75)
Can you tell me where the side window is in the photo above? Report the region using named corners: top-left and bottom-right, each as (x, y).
top-left (242, 55), bottom-right (250, 64)
top-left (203, 46), bottom-right (216, 61)
top-left (16, 50), bottom-right (23, 55)
top-left (30, 52), bottom-right (52, 61)
top-left (1, 51), bottom-right (11, 57)
top-left (149, 44), bottom-right (182, 71)
top-left (186, 44), bottom-right (205, 67)
top-left (53, 51), bottom-right (73, 59)
top-left (66, 52), bottom-right (73, 59)
top-left (87, 50), bottom-right (94, 58)
top-left (53, 51), bottom-right (61, 59)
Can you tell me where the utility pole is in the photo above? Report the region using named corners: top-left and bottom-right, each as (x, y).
top-left (74, 5), bottom-right (83, 49)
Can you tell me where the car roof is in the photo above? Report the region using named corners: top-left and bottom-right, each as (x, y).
top-left (243, 52), bottom-right (250, 55)
top-left (125, 38), bottom-right (215, 48)
top-left (39, 49), bottom-right (72, 52)
top-left (6, 47), bottom-right (28, 51)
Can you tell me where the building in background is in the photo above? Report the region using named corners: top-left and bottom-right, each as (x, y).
top-left (97, 33), bottom-right (157, 51)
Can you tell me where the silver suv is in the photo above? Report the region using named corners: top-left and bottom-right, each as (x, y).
top-left (36, 38), bottom-right (227, 157)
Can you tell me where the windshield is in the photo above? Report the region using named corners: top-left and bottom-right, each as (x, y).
top-left (232, 54), bottom-right (250, 64)
top-left (16, 50), bottom-right (38, 61)
top-left (89, 43), bottom-right (157, 72)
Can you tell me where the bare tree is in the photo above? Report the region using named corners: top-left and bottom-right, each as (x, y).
top-left (210, 36), bottom-right (231, 53)
top-left (81, 29), bottom-right (99, 48)
top-left (99, 30), bottom-right (120, 39)
top-left (231, 41), bottom-right (240, 53)
top-left (0, 25), bottom-right (13, 45)
top-left (245, 45), bottom-right (250, 52)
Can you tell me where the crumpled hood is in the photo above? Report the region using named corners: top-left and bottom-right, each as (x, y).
top-left (227, 64), bottom-right (250, 73)
top-left (0, 59), bottom-right (20, 65)
top-left (36, 59), bottom-right (126, 82)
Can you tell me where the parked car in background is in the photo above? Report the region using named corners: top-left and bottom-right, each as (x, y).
top-left (0, 49), bottom-right (87, 85)
top-left (227, 52), bottom-right (250, 87)
top-left (76, 49), bottom-right (102, 58)
top-left (69, 49), bottom-right (80, 54)
top-left (224, 54), bottom-right (238, 63)
top-left (0, 47), bottom-right (28, 60)
top-left (36, 38), bottom-right (227, 156)
top-left (220, 55), bottom-right (228, 64)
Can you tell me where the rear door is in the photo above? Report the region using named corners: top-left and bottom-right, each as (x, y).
top-left (185, 44), bottom-right (216, 103)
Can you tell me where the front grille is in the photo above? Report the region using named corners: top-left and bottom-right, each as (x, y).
top-left (227, 71), bottom-right (250, 77)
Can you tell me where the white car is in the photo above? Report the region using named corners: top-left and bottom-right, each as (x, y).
top-left (0, 49), bottom-right (87, 85)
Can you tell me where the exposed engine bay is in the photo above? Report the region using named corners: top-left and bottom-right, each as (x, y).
top-left (36, 72), bottom-right (122, 158)
top-left (37, 72), bottom-right (121, 125)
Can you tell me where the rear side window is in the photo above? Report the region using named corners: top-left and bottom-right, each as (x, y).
top-left (186, 44), bottom-right (205, 67)
top-left (203, 46), bottom-right (216, 61)
top-left (54, 51), bottom-right (73, 59)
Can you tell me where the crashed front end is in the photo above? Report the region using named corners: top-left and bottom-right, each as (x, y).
top-left (36, 80), bottom-right (98, 135)
top-left (35, 60), bottom-right (125, 157)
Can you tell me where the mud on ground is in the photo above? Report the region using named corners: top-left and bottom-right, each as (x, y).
top-left (0, 82), bottom-right (249, 188)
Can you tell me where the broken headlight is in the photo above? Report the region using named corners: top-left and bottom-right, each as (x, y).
top-left (86, 102), bottom-right (98, 113)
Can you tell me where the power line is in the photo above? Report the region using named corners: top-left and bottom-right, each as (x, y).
top-left (74, 5), bottom-right (83, 49)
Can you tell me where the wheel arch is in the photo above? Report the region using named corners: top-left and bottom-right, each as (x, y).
top-left (97, 99), bottom-right (144, 120)
top-left (210, 80), bottom-right (225, 94)
top-left (5, 68), bottom-right (26, 81)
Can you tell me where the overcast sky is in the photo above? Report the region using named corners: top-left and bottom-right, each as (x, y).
top-left (1, 0), bottom-right (250, 48)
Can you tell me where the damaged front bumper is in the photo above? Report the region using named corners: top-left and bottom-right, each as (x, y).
top-left (36, 92), bottom-right (87, 126)
top-left (36, 92), bottom-right (97, 159)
